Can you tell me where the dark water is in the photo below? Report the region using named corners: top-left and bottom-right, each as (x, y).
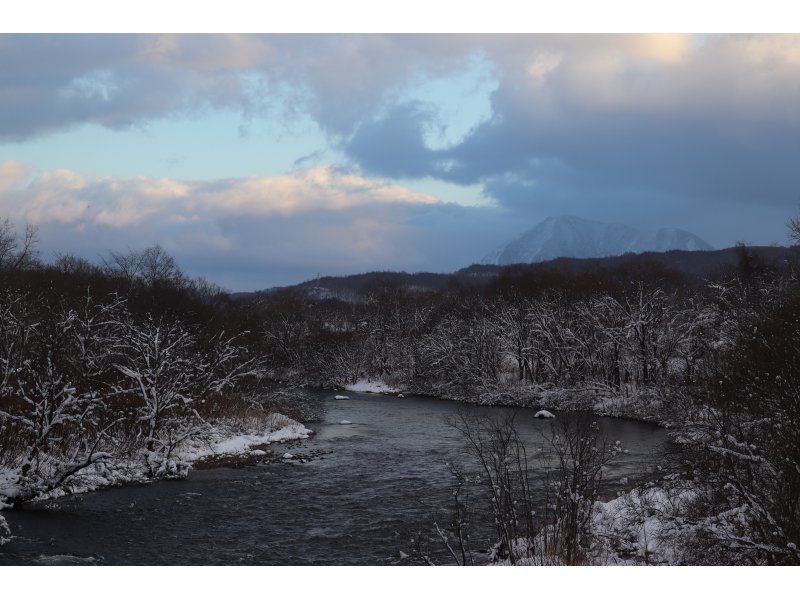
top-left (0, 393), bottom-right (668, 565)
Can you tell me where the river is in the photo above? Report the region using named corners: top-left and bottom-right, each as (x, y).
top-left (0, 392), bottom-right (668, 565)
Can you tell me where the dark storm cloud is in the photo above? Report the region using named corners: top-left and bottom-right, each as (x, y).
top-left (344, 95), bottom-right (800, 244)
top-left (436, 107), bottom-right (800, 207)
top-left (0, 34), bottom-right (475, 141)
top-left (347, 103), bottom-right (440, 179)
top-left (339, 35), bottom-right (800, 245)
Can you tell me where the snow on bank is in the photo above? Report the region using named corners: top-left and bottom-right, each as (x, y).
top-left (590, 484), bottom-right (699, 565)
top-left (0, 513), bottom-right (10, 546)
top-left (533, 410), bottom-right (555, 419)
top-left (180, 414), bottom-right (312, 462)
top-left (338, 377), bottom-right (668, 425)
top-left (496, 481), bottom-right (700, 566)
top-left (0, 413), bottom-right (313, 510)
top-left (344, 379), bottom-right (400, 394)
top-left (439, 382), bottom-right (674, 426)
top-left (340, 379), bottom-right (671, 427)
top-left (530, 386), bottom-right (667, 423)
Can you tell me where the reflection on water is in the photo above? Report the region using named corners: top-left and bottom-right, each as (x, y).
top-left (0, 393), bottom-right (668, 565)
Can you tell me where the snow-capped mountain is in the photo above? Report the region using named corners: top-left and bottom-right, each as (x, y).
top-left (482, 215), bottom-right (712, 265)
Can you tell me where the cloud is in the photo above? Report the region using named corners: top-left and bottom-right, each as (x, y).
top-left (338, 34), bottom-right (800, 236)
top-left (5, 34), bottom-right (800, 214)
top-left (0, 160), bottom-right (483, 289)
top-left (2, 34), bottom-right (799, 283)
top-left (0, 34), bottom-right (475, 141)
top-left (0, 162), bottom-right (438, 228)
top-left (4, 34), bottom-right (800, 140)
top-left (346, 103), bottom-right (441, 179)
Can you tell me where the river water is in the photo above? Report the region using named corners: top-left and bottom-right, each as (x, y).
top-left (0, 393), bottom-right (668, 565)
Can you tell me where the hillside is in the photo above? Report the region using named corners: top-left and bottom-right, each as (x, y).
top-left (243, 245), bottom-right (800, 301)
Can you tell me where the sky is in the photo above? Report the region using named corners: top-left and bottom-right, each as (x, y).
top-left (1, 33), bottom-right (799, 290)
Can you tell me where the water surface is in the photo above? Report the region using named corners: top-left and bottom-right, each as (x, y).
top-left (0, 393), bottom-right (668, 565)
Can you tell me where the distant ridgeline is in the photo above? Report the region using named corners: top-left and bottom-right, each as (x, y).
top-left (243, 244), bottom-right (800, 302)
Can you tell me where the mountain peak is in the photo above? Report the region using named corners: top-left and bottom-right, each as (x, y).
top-left (482, 215), bottom-right (712, 265)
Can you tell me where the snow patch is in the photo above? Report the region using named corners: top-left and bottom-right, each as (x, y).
top-left (0, 513), bottom-right (10, 546)
top-left (33, 554), bottom-right (101, 565)
top-left (180, 414), bottom-right (312, 461)
top-left (344, 379), bottom-right (400, 394)
top-left (0, 413), bottom-right (313, 515)
top-left (589, 484), bottom-right (699, 565)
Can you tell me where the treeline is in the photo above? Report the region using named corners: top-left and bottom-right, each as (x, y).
top-left (254, 244), bottom-right (797, 408)
top-left (0, 223), bottom-right (268, 509)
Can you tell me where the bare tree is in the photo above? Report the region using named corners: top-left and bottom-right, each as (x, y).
top-left (787, 209), bottom-right (800, 246)
top-left (0, 512), bottom-right (9, 545)
top-left (430, 412), bottom-right (619, 565)
top-left (53, 252), bottom-right (97, 276)
top-left (102, 244), bottom-right (184, 287)
top-left (0, 218), bottom-right (39, 270)
top-left (684, 291), bottom-right (800, 565)
top-left (138, 244), bottom-right (183, 286)
top-left (543, 418), bottom-right (619, 564)
top-left (447, 411), bottom-right (538, 564)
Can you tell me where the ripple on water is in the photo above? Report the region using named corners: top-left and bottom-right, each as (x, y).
top-left (0, 393), bottom-right (669, 565)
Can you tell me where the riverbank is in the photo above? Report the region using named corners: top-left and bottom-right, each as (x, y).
top-left (589, 480), bottom-right (700, 565)
top-left (338, 378), bottom-right (678, 426)
top-left (2, 393), bottom-right (670, 565)
top-left (338, 379), bottom-right (699, 565)
top-left (0, 413), bottom-right (312, 521)
top-left (491, 478), bottom-right (701, 566)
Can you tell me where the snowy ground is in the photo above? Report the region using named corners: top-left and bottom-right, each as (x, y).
top-left (179, 413), bottom-right (312, 463)
top-left (359, 376), bottom-right (674, 425)
top-left (496, 480), bottom-right (702, 566)
top-left (344, 378), bottom-right (401, 394)
top-left (0, 512), bottom-right (9, 545)
top-left (589, 483), bottom-right (700, 565)
top-left (0, 413), bottom-right (312, 513)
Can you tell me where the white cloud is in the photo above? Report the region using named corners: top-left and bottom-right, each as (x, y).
top-left (495, 34), bottom-right (800, 122)
top-left (0, 162), bottom-right (439, 228)
top-left (0, 159), bottom-right (472, 288)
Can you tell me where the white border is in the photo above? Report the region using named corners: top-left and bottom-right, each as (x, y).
top-left (3, 1), bottom-right (800, 590)
top-left (1, 0), bottom-right (799, 33)
top-left (0, 564), bottom-right (798, 596)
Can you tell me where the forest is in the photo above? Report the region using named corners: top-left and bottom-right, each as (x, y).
top-left (1, 215), bottom-right (800, 564)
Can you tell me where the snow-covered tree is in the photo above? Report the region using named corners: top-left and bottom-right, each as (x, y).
top-left (0, 293), bottom-right (121, 506)
top-left (111, 313), bottom-right (257, 476)
top-left (0, 512), bottom-right (10, 545)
